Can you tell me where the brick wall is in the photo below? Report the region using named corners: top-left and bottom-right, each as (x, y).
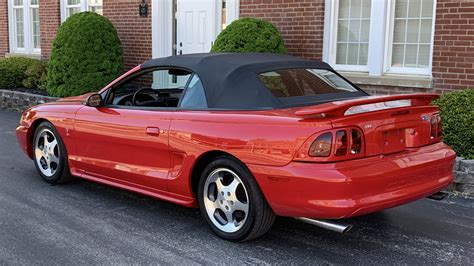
top-left (432, 0), bottom-right (474, 93)
top-left (240, 0), bottom-right (325, 60)
top-left (39, 0), bottom-right (61, 59)
top-left (103, 0), bottom-right (152, 71)
top-left (0, 0), bottom-right (8, 57)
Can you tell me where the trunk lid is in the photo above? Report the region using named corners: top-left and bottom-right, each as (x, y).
top-left (295, 94), bottom-right (441, 157)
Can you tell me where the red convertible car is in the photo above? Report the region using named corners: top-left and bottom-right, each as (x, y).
top-left (16, 53), bottom-right (455, 241)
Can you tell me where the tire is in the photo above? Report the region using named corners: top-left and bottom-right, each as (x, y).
top-left (198, 156), bottom-right (275, 242)
top-left (32, 121), bottom-right (74, 185)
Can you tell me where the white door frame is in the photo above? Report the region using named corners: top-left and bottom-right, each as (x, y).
top-left (151, 0), bottom-right (240, 60)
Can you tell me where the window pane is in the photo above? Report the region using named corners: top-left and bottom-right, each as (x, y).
top-left (339, 0), bottom-right (350, 18)
top-left (359, 43), bottom-right (368, 65)
top-left (404, 44), bottom-right (417, 67)
top-left (421, 0), bottom-right (434, 17)
top-left (110, 69), bottom-right (191, 107)
top-left (336, 43), bottom-right (347, 64)
top-left (15, 8), bottom-right (24, 48)
top-left (259, 69), bottom-right (358, 98)
top-left (67, 7), bottom-right (81, 17)
top-left (68, 0), bottom-right (80, 5)
top-left (89, 6), bottom-right (103, 15)
top-left (392, 44), bottom-right (404, 67)
top-left (406, 19), bottom-right (420, 43)
top-left (31, 0), bottom-right (38, 5)
top-left (335, 0), bottom-right (371, 66)
top-left (14, 0), bottom-right (23, 6)
top-left (391, 0), bottom-right (434, 69)
top-left (347, 43), bottom-right (359, 65)
top-left (361, 0), bottom-right (371, 18)
top-left (180, 75), bottom-right (208, 108)
top-left (350, 0), bottom-right (362, 19)
top-left (337, 20), bottom-right (348, 42)
top-left (31, 7), bottom-right (40, 49)
top-left (418, 45), bottom-right (430, 67)
top-left (408, 0), bottom-right (421, 18)
top-left (420, 19), bottom-right (432, 42)
top-left (395, 0), bottom-right (408, 18)
top-left (393, 20), bottom-right (406, 43)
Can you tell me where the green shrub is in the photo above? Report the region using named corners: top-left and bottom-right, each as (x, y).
top-left (211, 17), bottom-right (286, 53)
top-left (47, 12), bottom-right (123, 97)
top-left (23, 60), bottom-right (48, 91)
top-left (434, 89), bottom-right (474, 159)
top-left (0, 57), bottom-right (40, 89)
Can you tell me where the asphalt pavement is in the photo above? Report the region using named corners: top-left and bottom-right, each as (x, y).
top-left (0, 110), bottom-right (473, 264)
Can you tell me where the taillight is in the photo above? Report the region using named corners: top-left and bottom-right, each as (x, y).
top-left (430, 114), bottom-right (442, 139)
top-left (309, 132), bottom-right (332, 157)
top-left (335, 130), bottom-right (348, 156)
top-left (430, 116), bottom-right (437, 138)
top-left (350, 129), bottom-right (362, 154)
top-left (304, 127), bottom-right (364, 161)
top-left (436, 114), bottom-right (442, 137)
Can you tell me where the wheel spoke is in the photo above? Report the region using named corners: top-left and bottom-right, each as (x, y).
top-left (42, 134), bottom-right (50, 146)
top-left (215, 177), bottom-right (225, 192)
top-left (224, 210), bottom-right (234, 224)
top-left (50, 153), bottom-right (60, 165)
top-left (226, 178), bottom-right (240, 195)
top-left (49, 139), bottom-right (58, 150)
top-left (35, 148), bottom-right (44, 159)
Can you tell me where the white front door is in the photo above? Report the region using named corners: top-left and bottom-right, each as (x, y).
top-left (176, 0), bottom-right (217, 55)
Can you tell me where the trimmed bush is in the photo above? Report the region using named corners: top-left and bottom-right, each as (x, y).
top-left (23, 60), bottom-right (48, 91)
top-left (434, 89), bottom-right (474, 159)
top-left (47, 12), bottom-right (123, 97)
top-left (211, 18), bottom-right (286, 54)
top-left (0, 57), bottom-right (40, 89)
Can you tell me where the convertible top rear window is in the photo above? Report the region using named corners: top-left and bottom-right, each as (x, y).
top-left (259, 69), bottom-right (364, 107)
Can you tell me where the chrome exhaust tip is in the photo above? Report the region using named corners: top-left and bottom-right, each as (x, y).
top-left (296, 217), bottom-right (353, 234)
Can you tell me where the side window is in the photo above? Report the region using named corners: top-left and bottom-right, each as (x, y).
top-left (106, 68), bottom-right (191, 108)
top-left (179, 74), bottom-right (208, 109)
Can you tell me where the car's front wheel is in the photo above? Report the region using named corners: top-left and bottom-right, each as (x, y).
top-left (198, 156), bottom-right (275, 242)
top-left (33, 121), bottom-right (73, 184)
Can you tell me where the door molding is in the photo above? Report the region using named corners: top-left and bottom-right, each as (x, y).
top-left (152, 0), bottom-right (240, 59)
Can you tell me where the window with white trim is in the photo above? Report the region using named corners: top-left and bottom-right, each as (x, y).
top-left (61, 0), bottom-right (103, 21)
top-left (8, 0), bottom-right (40, 54)
top-left (324, 0), bottom-right (436, 76)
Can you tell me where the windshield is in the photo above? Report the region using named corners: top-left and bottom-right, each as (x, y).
top-left (259, 68), bottom-right (366, 107)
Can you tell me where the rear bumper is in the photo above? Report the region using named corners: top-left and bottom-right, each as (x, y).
top-left (248, 142), bottom-right (456, 219)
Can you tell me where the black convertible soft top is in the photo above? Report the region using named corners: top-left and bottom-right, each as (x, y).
top-left (141, 53), bottom-right (363, 109)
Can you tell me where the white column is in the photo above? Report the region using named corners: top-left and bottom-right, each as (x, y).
top-left (367, 0), bottom-right (388, 76)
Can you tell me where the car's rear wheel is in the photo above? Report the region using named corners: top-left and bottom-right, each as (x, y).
top-left (198, 156), bottom-right (275, 242)
top-left (33, 122), bottom-right (73, 184)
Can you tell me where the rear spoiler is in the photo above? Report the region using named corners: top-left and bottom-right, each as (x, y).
top-left (294, 94), bottom-right (439, 118)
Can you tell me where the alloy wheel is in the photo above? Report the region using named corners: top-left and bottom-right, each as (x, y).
top-left (203, 168), bottom-right (250, 233)
top-left (34, 128), bottom-right (60, 177)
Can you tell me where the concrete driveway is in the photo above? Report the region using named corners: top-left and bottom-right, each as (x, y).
top-left (0, 110), bottom-right (473, 264)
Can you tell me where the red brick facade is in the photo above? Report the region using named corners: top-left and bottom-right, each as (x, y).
top-left (39, 0), bottom-right (61, 59)
top-left (0, 0), bottom-right (8, 57)
top-left (1, 0), bottom-right (473, 94)
top-left (432, 0), bottom-right (474, 93)
top-left (103, 0), bottom-right (152, 70)
top-left (240, 0), bottom-right (325, 60)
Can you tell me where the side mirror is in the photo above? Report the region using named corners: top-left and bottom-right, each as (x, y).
top-left (85, 93), bottom-right (103, 107)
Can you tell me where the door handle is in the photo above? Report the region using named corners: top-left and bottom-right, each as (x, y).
top-left (146, 127), bottom-right (160, 136)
